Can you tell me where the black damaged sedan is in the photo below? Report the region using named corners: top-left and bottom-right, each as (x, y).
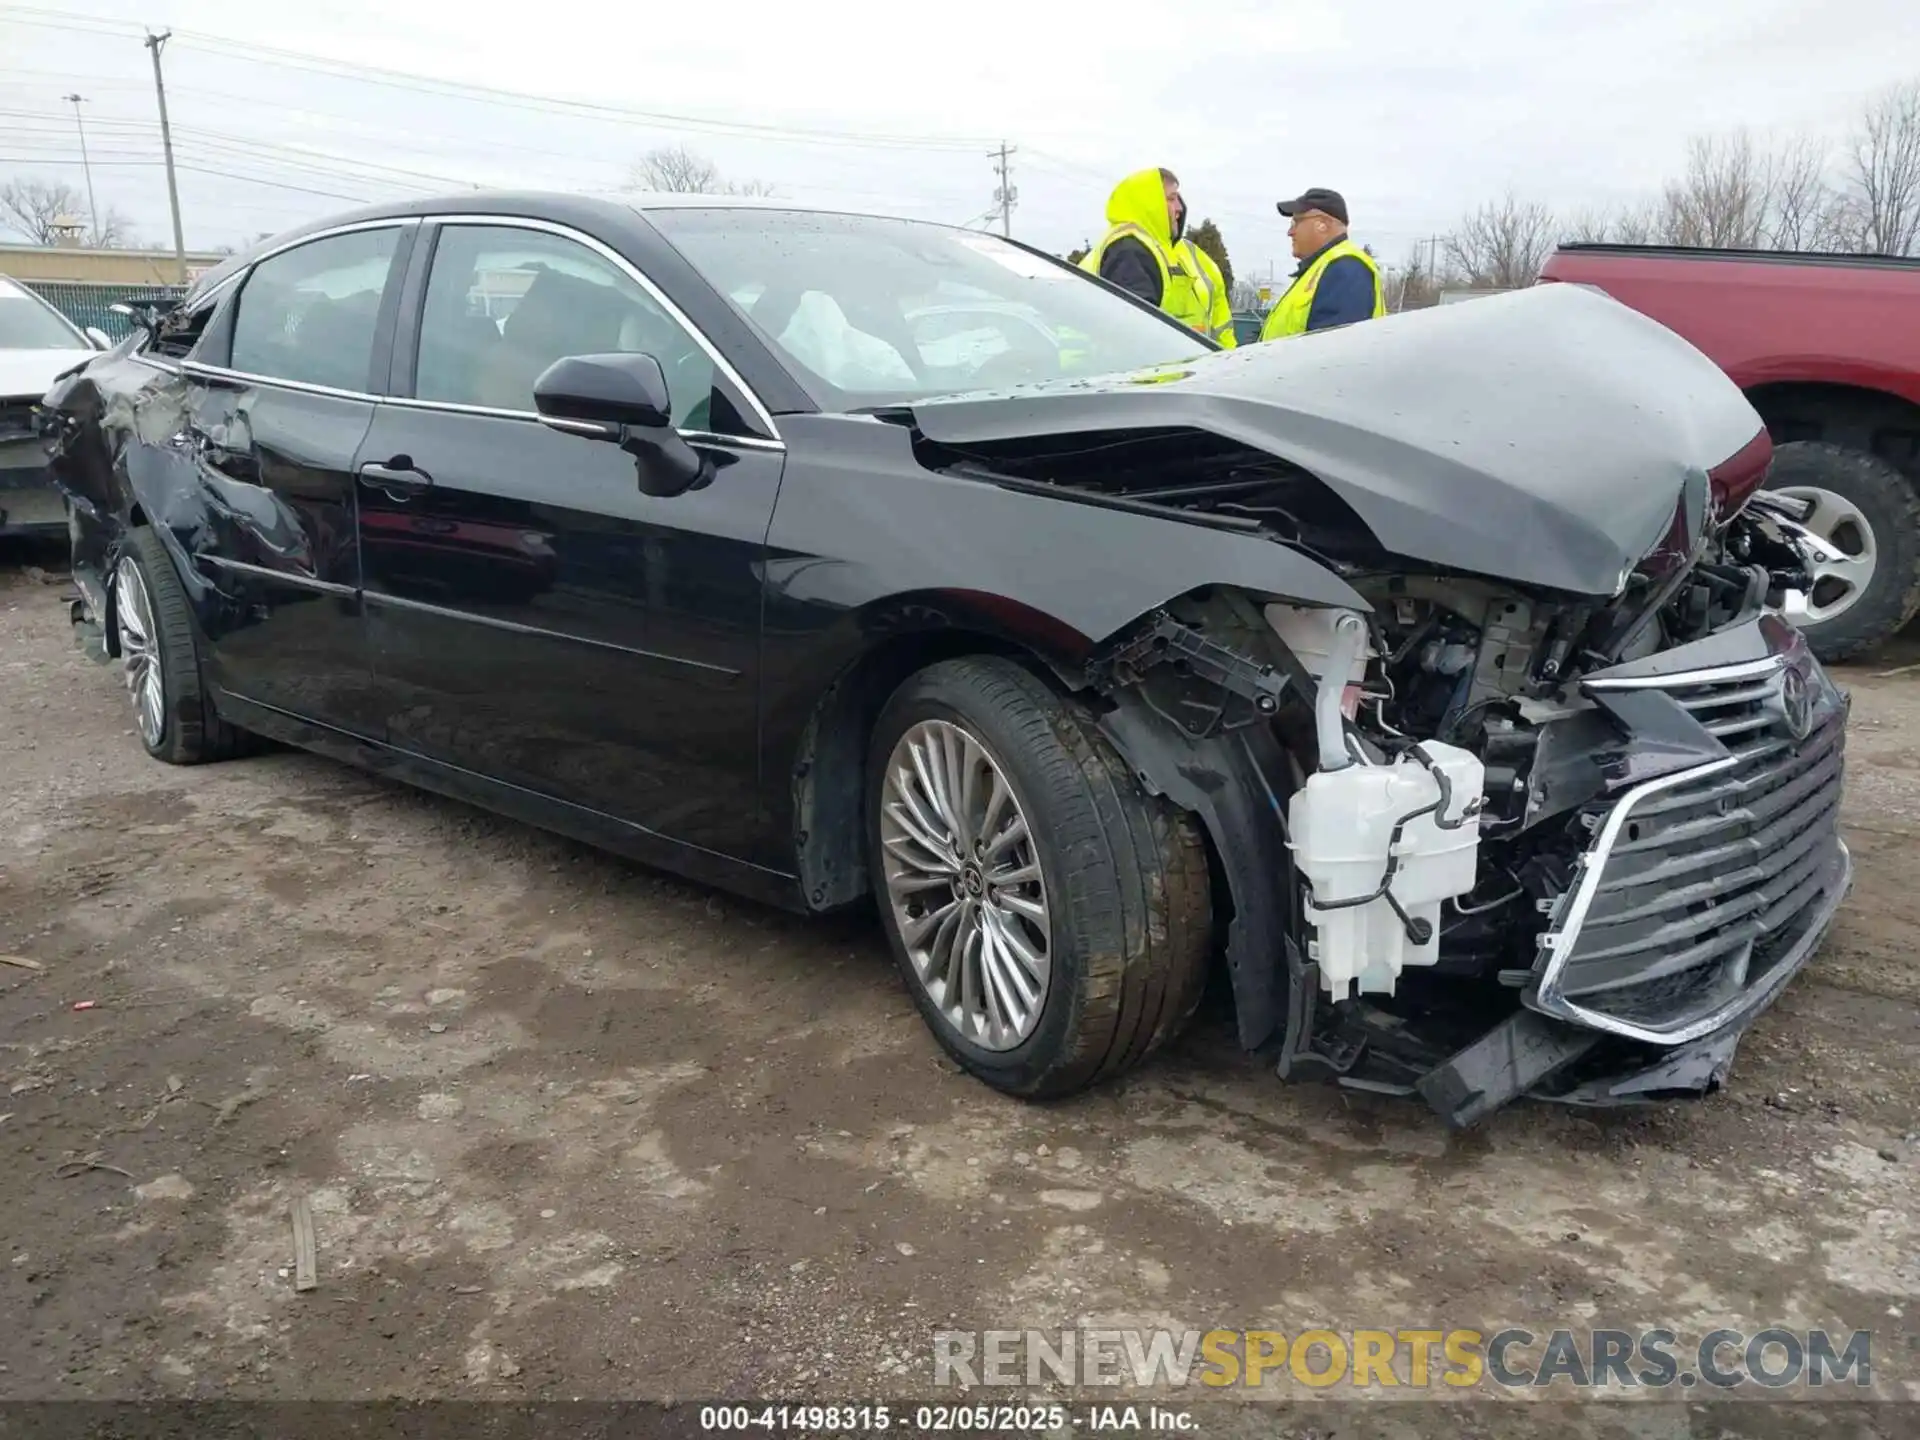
top-left (40, 194), bottom-right (1852, 1124)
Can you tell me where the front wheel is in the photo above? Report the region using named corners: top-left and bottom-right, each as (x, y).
top-left (867, 656), bottom-right (1213, 1099)
top-left (1764, 440), bottom-right (1920, 662)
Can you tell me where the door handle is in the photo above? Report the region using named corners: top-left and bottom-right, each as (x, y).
top-left (358, 461), bottom-right (434, 500)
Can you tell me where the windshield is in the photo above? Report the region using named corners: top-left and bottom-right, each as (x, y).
top-left (0, 286), bottom-right (87, 351)
top-left (646, 207), bottom-right (1211, 407)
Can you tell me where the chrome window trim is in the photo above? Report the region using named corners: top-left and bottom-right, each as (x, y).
top-left (1530, 750), bottom-right (1848, 1045)
top-left (180, 267), bottom-right (244, 313)
top-left (180, 359), bottom-right (378, 404)
top-left (145, 212), bottom-right (789, 454)
top-left (169, 361), bottom-right (786, 454)
top-left (420, 213), bottom-right (782, 443)
top-left (391, 393), bottom-right (786, 452)
top-left (1582, 655), bottom-right (1787, 691)
top-left (226, 216), bottom-right (422, 283)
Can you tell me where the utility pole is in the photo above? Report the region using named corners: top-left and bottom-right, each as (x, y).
top-left (990, 142), bottom-right (1017, 237)
top-left (62, 93), bottom-right (99, 245)
top-left (144, 29), bottom-right (188, 283)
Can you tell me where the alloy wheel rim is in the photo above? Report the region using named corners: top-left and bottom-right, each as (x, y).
top-left (113, 557), bottom-right (166, 748)
top-left (879, 719), bottom-right (1051, 1051)
top-left (1772, 485), bottom-right (1879, 625)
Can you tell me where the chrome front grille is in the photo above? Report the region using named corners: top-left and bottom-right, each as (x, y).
top-left (1532, 651), bottom-right (1850, 1044)
top-left (1664, 672), bottom-right (1781, 741)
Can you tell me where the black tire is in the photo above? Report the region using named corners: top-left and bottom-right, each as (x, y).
top-left (867, 656), bottom-right (1213, 1099)
top-left (1762, 440), bottom-right (1920, 663)
top-left (114, 526), bottom-right (252, 765)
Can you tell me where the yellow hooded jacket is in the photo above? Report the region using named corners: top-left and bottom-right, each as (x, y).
top-left (1077, 169), bottom-right (1214, 336)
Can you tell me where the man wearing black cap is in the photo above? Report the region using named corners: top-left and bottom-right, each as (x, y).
top-left (1258, 187), bottom-right (1386, 341)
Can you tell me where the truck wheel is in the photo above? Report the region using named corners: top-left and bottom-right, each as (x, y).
top-left (112, 527), bottom-right (252, 765)
top-left (867, 656), bottom-right (1213, 1099)
top-left (1764, 440), bottom-right (1920, 663)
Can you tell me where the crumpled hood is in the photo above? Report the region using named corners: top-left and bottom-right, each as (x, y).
top-left (906, 283), bottom-right (1766, 597)
top-left (1105, 169), bottom-right (1180, 248)
top-left (0, 348), bottom-right (97, 402)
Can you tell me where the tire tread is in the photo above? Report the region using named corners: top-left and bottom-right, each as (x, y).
top-left (868, 655), bottom-right (1212, 1099)
top-left (123, 527), bottom-right (251, 765)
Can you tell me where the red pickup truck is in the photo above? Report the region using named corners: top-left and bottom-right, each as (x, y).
top-left (1538, 243), bottom-right (1920, 660)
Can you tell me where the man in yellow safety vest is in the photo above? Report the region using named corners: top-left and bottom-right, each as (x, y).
top-left (1170, 193), bottom-right (1236, 348)
top-left (1258, 187), bottom-right (1386, 341)
top-left (1078, 168), bottom-right (1215, 338)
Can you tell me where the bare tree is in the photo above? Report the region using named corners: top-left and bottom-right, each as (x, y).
top-left (1656, 131), bottom-right (1774, 247)
top-left (626, 144), bottom-right (774, 197)
top-left (1840, 80), bottom-right (1920, 255)
top-left (1764, 134), bottom-right (1840, 249)
top-left (1610, 200), bottom-right (1659, 245)
top-left (1385, 243), bottom-right (1439, 310)
top-left (0, 177), bottom-right (133, 247)
top-left (1559, 206), bottom-right (1615, 245)
top-left (1444, 191), bottom-right (1559, 288)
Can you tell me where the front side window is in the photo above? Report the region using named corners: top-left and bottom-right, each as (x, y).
top-left (229, 227), bottom-right (401, 391)
top-left (647, 208), bottom-right (1212, 407)
top-left (414, 224), bottom-right (724, 432)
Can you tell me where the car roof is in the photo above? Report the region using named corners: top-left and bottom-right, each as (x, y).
top-left (186, 190), bottom-right (970, 301)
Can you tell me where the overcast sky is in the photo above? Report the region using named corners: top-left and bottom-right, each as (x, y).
top-left (4, 0), bottom-right (1919, 277)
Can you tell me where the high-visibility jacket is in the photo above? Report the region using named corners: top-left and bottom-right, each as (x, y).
top-left (1178, 239), bottom-right (1236, 348)
top-left (1078, 169), bottom-right (1212, 335)
top-left (1259, 237), bottom-right (1386, 341)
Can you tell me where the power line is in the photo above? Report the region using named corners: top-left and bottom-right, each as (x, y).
top-left (0, 5), bottom-right (1003, 155)
top-left (0, 109), bottom-right (476, 189)
top-left (0, 154), bottom-right (384, 204)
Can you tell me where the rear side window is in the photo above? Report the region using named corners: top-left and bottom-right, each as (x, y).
top-left (230, 228), bottom-right (401, 391)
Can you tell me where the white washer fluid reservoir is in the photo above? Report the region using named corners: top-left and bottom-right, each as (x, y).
top-left (1287, 742), bottom-right (1485, 1000)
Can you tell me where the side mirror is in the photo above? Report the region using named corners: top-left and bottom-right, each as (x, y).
top-left (533, 352), bottom-right (711, 498)
top-left (85, 326), bottom-right (113, 350)
top-left (534, 352), bottom-right (673, 429)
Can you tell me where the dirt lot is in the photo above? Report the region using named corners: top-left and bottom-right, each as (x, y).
top-left (2, 550), bottom-right (1917, 1428)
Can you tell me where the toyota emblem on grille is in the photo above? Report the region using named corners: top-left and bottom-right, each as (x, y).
top-left (1780, 667), bottom-right (1814, 740)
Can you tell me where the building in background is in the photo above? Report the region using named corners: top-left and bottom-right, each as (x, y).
top-left (0, 241), bottom-right (224, 286)
top-left (0, 241), bottom-right (226, 339)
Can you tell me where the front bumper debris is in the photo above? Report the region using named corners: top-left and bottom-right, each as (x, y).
top-left (1278, 614), bottom-right (1854, 1127)
top-left (1417, 836), bottom-right (1849, 1127)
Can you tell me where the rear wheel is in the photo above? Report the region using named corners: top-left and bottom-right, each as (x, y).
top-left (1763, 441), bottom-right (1920, 662)
top-left (113, 526), bottom-right (252, 765)
top-left (867, 656), bottom-right (1213, 1098)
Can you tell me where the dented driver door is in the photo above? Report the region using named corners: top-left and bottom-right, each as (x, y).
top-left (173, 222), bottom-right (416, 739)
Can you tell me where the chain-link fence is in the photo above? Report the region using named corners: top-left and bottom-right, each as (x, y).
top-left (20, 281), bottom-right (190, 341)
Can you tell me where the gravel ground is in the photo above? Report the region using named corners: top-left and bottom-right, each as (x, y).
top-left (2, 548), bottom-right (1917, 1434)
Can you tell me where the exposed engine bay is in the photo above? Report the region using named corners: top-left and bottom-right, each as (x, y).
top-left (1059, 435), bottom-right (1852, 1126)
